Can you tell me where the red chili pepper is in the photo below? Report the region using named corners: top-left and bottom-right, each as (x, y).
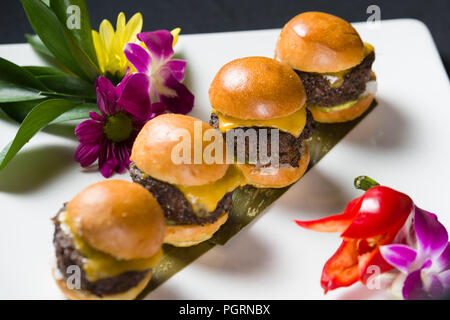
top-left (295, 197), bottom-right (362, 233)
top-left (296, 186), bottom-right (413, 292)
top-left (320, 240), bottom-right (359, 292)
top-left (342, 187), bottom-right (413, 239)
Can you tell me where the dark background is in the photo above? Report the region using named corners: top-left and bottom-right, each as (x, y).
top-left (1, 0), bottom-right (449, 75)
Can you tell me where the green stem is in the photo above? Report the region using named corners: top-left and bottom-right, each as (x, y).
top-left (354, 176), bottom-right (380, 191)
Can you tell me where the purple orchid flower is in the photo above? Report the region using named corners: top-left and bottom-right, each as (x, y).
top-left (123, 30), bottom-right (194, 115)
top-left (75, 74), bottom-right (161, 178)
top-left (380, 206), bottom-right (450, 300)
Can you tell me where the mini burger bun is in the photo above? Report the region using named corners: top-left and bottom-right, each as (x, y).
top-left (308, 93), bottom-right (375, 123)
top-left (209, 56), bottom-right (306, 120)
top-left (67, 180), bottom-right (165, 260)
top-left (276, 12), bottom-right (365, 73)
top-left (131, 114), bottom-right (229, 186)
top-left (164, 213), bottom-right (229, 247)
top-left (238, 143), bottom-right (310, 188)
top-left (52, 268), bottom-right (152, 300)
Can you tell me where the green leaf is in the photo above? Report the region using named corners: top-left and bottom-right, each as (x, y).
top-left (0, 58), bottom-right (93, 102)
top-left (0, 57), bottom-right (47, 91)
top-left (0, 99), bottom-right (81, 170)
top-left (21, 0), bottom-right (88, 79)
top-left (50, 0), bottom-right (98, 66)
top-left (0, 142), bottom-right (13, 168)
top-left (0, 99), bottom-right (95, 124)
top-left (51, 103), bottom-right (97, 123)
top-left (0, 81), bottom-right (43, 103)
top-left (25, 35), bottom-right (73, 74)
top-left (24, 65), bottom-right (65, 76)
top-left (0, 99), bottom-right (47, 122)
top-left (0, 58), bottom-right (46, 102)
top-left (37, 75), bottom-right (96, 99)
top-left (0, 58), bottom-right (62, 102)
top-left (25, 34), bottom-right (54, 58)
top-left (61, 27), bottom-right (100, 81)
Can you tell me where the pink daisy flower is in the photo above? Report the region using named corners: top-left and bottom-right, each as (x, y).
top-left (74, 75), bottom-right (160, 178)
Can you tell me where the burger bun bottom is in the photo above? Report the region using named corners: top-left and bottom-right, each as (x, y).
top-left (308, 94), bottom-right (375, 123)
top-left (238, 144), bottom-right (310, 188)
top-left (52, 268), bottom-right (152, 300)
top-left (164, 213), bottom-right (228, 247)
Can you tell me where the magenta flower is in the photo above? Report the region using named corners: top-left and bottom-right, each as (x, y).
top-left (75, 75), bottom-right (161, 178)
top-left (381, 206), bottom-right (450, 300)
top-left (123, 30), bottom-right (194, 114)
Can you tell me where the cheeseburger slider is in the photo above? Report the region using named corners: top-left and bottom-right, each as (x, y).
top-left (130, 114), bottom-right (245, 247)
top-left (276, 12), bottom-right (377, 123)
top-left (209, 56), bottom-right (314, 188)
top-left (52, 180), bottom-right (165, 300)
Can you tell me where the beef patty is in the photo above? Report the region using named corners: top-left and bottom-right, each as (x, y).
top-left (129, 162), bottom-right (234, 225)
top-left (209, 109), bottom-right (314, 167)
top-left (53, 210), bottom-right (150, 297)
top-left (296, 51), bottom-right (375, 107)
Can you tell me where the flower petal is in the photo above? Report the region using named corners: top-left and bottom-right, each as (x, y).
top-left (165, 59), bottom-right (186, 82)
top-left (124, 12), bottom-right (143, 43)
top-left (414, 206), bottom-right (449, 258)
top-left (99, 19), bottom-right (114, 51)
top-left (157, 68), bottom-right (194, 114)
top-left (438, 269), bottom-right (450, 290)
top-left (427, 274), bottom-right (444, 299)
top-left (380, 244), bottom-right (417, 273)
top-left (170, 27), bottom-right (181, 47)
top-left (150, 102), bottom-right (167, 118)
top-left (115, 12), bottom-right (126, 41)
top-left (74, 143), bottom-right (101, 167)
top-left (137, 30), bottom-right (174, 62)
top-left (98, 141), bottom-right (118, 178)
top-left (95, 76), bottom-right (117, 115)
top-left (402, 269), bottom-right (428, 300)
top-left (115, 143), bottom-right (131, 174)
top-left (92, 30), bottom-right (106, 74)
top-left (75, 119), bottom-right (103, 143)
top-left (89, 111), bottom-right (104, 122)
top-left (117, 73), bottom-right (152, 121)
top-left (124, 43), bottom-right (151, 73)
top-left (115, 68), bottom-right (132, 97)
top-left (435, 243), bottom-right (450, 273)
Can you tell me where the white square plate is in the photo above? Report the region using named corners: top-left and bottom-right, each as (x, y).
top-left (0, 19), bottom-right (449, 299)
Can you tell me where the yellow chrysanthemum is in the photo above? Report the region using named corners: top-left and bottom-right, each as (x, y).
top-left (92, 12), bottom-right (143, 78)
top-left (92, 12), bottom-right (181, 80)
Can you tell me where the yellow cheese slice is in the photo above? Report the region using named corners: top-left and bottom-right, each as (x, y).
top-left (214, 108), bottom-right (307, 138)
top-left (364, 42), bottom-right (374, 56)
top-left (176, 165), bottom-right (245, 213)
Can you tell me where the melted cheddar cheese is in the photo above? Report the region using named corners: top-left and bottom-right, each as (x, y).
top-left (58, 212), bottom-right (162, 282)
top-left (214, 107), bottom-right (307, 138)
top-left (321, 42), bottom-right (374, 88)
top-left (364, 42), bottom-right (374, 56)
top-left (176, 165), bottom-right (245, 213)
